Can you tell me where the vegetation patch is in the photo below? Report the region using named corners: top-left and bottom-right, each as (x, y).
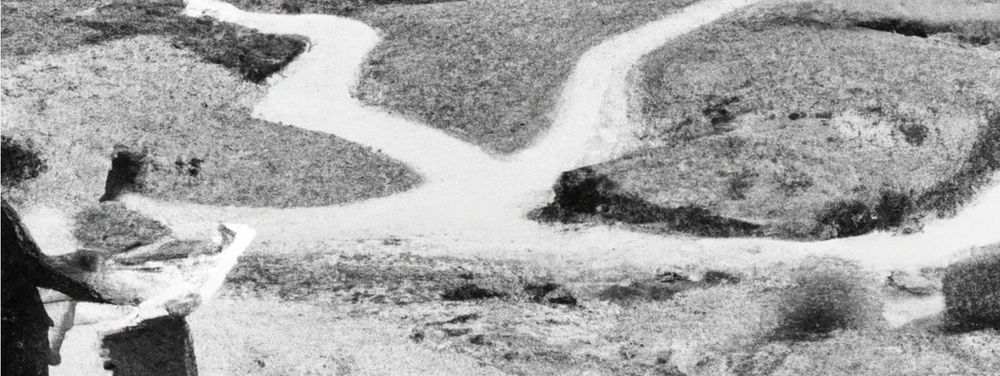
top-left (942, 245), bottom-right (1000, 331)
top-left (549, 0), bottom-right (1000, 239)
top-left (351, 0), bottom-right (697, 153)
top-left (1, 136), bottom-right (48, 188)
top-left (72, 202), bottom-right (171, 254)
top-left (770, 257), bottom-right (882, 341)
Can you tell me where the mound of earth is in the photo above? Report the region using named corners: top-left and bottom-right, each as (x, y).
top-left (539, 1), bottom-right (1000, 239)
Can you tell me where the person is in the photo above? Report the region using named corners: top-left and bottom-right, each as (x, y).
top-left (2, 199), bottom-right (107, 376)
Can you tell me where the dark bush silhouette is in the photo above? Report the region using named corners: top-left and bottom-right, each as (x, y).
top-left (1, 136), bottom-right (48, 187)
top-left (942, 250), bottom-right (1000, 331)
top-left (771, 257), bottom-right (881, 341)
top-left (100, 146), bottom-right (152, 202)
top-left (441, 284), bottom-right (506, 301)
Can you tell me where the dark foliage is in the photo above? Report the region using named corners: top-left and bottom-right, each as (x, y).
top-left (771, 258), bottom-right (880, 341)
top-left (897, 121), bottom-right (928, 146)
top-left (702, 270), bottom-right (740, 285)
top-left (100, 146), bottom-right (152, 202)
top-left (537, 167), bottom-right (762, 237)
top-left (814, 190), bottom-right (914, 238)
top-left (441, 283), bottom-right (506, 301)
top-left (1, 136), bottom-right (48, 187)
top-left (942, 250), bottom-right (1000, 331)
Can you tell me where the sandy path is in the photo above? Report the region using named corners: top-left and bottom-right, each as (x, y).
top-left (112, 0), bottom-right (999, 275)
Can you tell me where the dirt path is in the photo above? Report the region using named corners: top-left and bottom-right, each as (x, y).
top-left (115, 0), bottom-right (1000, 275)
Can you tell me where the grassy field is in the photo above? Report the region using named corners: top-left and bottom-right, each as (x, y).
top-left (1, 0), bottom-right (419, 210)
top-left (549, 0), bottom-right (1000, 239)
top-left (349, 0), bottom-right (698, 154)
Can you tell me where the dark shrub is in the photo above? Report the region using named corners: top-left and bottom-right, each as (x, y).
top-left (100, 146), bottom-right (152, 202)
top-left (873, 190), bottom-right (913, 229)
top-left (72, 202), bottom-right (171, 254)
top-left (771, 257), bottom-right (882, 341)
top-left (897, 121), bottom-right (928, 146)
top-left (1, 136), bottom-right (48, 187)
top-left (441, 284), bottom-right (506, 301)
top-left (943, 249), bottom-right (1000, 331)
top-left (814, 200), bottom-right (877, 238)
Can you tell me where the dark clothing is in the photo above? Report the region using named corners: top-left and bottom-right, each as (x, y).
top-left (2, 199), bottom-right (106, 376)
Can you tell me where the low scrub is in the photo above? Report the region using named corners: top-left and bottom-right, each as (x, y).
top-left (770, 257), bottom-right (882, 341)
top-left (1, 136), bottom-right (48, 188)
top-left (942, 247), bottom-right (1000, 331)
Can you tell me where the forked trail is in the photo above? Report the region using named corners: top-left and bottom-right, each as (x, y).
top-left (121, 0), bottom-right (1000, 273)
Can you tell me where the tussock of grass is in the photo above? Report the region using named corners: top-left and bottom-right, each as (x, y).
top-left (770, 257), bottom-right (882, 341)
top-left (352, 0), bottom-right (697, 153)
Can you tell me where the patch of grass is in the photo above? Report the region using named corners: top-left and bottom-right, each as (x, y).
top-left (228, 0), bottom-right (458, 15)
top-left (571, 0), bottom-right (999, 239)
top-left (351, 0), bottom-right (697, 153)
top-left (2, 36), bottom-right (419, 209)
top-left (770, 257), bottom-right (882, 341)
top-left (1, 135), bottom-right (48, 188)
top-left (72, 202), bottom-right (171, 254)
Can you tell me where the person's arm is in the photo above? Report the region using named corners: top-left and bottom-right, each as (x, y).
top-left (2, 200), bottom-right (107, 303)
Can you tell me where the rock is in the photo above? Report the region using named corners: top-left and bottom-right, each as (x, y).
top-left (655, 268), bottom-right (690, 283)
top-left (943, 249), bottom-right (1000, 330)
top-left (468, 334), bottom-right (487, 345)
top-left (440, 328), bottom-right (472, 337)
top-left (887, 270), bottom-right (940, 296)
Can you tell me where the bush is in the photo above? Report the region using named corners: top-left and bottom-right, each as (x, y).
top-left (1, 136), bottom-right (48, 187)
top-left (943, 249), bottom-right (1000, 331)
top-left (771, 257), bottom-right (882, 340)
top-left (72, 202), bottom-right (171, 254)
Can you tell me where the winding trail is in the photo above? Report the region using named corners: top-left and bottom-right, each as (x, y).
top-left (121, 0), bottom-right (1000, 273)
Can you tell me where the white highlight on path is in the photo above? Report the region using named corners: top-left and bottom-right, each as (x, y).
top-left (118, 0), bottom-right (1000, 276)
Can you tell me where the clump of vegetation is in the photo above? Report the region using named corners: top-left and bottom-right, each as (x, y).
top-left (441, 283), bottom-right (507, 301)
top-left (770, 257), bottom-right (882, 341)
top-left (1, 135), bottom-right (48, 187)
top-left (76, 0), bottom-right (307, 83)
top-left (72, 202), bottom-right (171, 254)
top-left (942, 247), bottom-right (1000, 331)
top-left (100, 145), bottom-right (152, 202)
